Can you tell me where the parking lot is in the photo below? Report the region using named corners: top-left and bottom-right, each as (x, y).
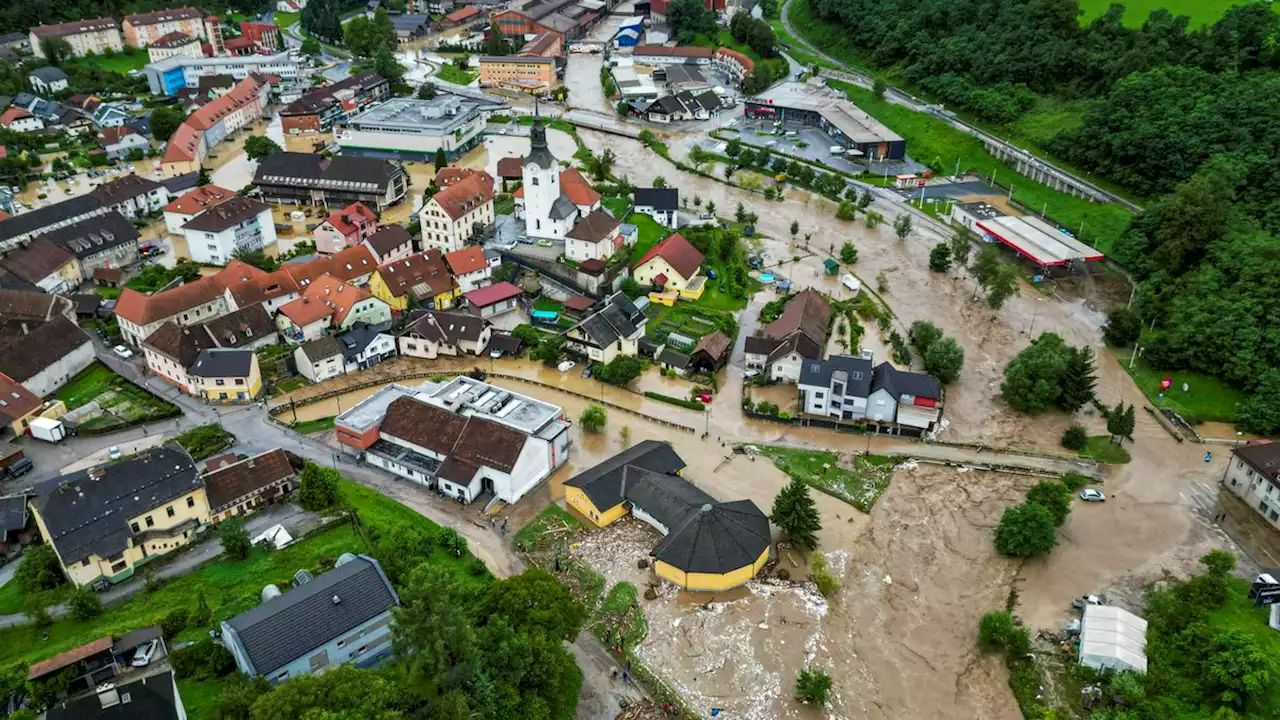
top-left (722, 117), bottom-right (928, 176)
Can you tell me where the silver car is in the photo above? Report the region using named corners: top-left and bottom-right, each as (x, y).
top-left (1079, 489), bottom-right (1106, 502)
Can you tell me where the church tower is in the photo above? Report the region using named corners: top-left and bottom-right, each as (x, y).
top-left (522, 111), bottom-right (561, 238)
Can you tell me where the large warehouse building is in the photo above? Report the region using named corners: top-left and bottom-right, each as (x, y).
top-left (564, 441), bottom-right (772, 592)
top-left (745, 83), bottom-right (905, 161)
top-left (975, 215), bottom-right (1104, 269)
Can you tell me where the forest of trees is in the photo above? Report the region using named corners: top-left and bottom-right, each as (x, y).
top-left (804, 0), bottom-right (1280, 430)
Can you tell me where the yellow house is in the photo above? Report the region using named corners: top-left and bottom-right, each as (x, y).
top-left (564, 441), bottom-right (772, 593)
top-left (0, 374), bottom-right (46, 436)
top-left (369, 250), bottom-right (460, 313)
top-left (632, 232), bottom-right (705, 293)
top-left (187, 348), bottom-right (262, 403)
top-left (29, 444), bottom-right (210, 587)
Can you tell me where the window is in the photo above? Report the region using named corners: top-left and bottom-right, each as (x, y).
top-left (187, 496), bottom-right (195, 508)
top-left (273, 670), bottom-right (289, 681)
top-left (216, 379), bottom-right (225, 386)
top-left (130, 522), bottom-right (140, 533)
top-left (1271, 510), bottom-right (1279, 523)
top-left (166, 506), bottom-right (175, 517)
top-left (111, 560), bottom-right (128, 573)
top-left (145, 516), bottom-right (154, 528)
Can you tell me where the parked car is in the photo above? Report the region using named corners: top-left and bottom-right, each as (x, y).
top-left (537, 239), bottom-right (552, 247)
top-left (109, 445), bottom-right (122, 460)
top-left (5, 457), bottom-right (33, 479)
top-left (1079, 489), bottom-right (1106, 502)
top-left (742, 369), bottom-right (760, 379)
top-left (113, 345), bottom-right (133, 358)
top-left (557, 360), bottom-right (576, 373)
top-left (131, 639), bottom-right (159, 667)
top-left (706, 269), bottom-right (718, 280)
top-left (581, 364), bottom-right (592, 379)
top-left (489, 349), bottom-right (502, 359)
top-left (696, 392), bottom-right (712, 403)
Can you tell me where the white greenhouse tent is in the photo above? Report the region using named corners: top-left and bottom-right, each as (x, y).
top-left (1078, 605), bottom-right (1148, 674)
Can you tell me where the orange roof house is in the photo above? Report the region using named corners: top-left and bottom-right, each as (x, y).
top-left (444, 246), bottom-right (487, 277)
top-left (279, 273), bottom-right (372, 328)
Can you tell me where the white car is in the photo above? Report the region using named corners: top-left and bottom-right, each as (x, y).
top-left (557, 360), bottom-right (576, 373)
top-left (742, 369), bottom-right (760, 379)
top-left (131, 639), bottom-right (159, 667)
top-left (1079, 489), bottom-right (1106, 502)
top-left (489, 349), bottom-right (503, 359)
top-left (108, 445), bottom-right (122, 460)
top-left (113, 345), bottom-right (133, 358)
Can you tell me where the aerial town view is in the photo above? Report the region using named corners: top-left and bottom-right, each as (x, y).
top-left (0, 0), bottom-right (1276, 717)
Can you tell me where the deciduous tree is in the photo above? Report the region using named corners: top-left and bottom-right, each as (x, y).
top-left (994, 502), bottom-right (1056, 557)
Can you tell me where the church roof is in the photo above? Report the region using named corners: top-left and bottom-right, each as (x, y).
top-left (524, 114), bottom-right (557, 170)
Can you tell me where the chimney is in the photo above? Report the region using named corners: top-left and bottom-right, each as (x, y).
top-left (331, 594), bottom-right (342, 605)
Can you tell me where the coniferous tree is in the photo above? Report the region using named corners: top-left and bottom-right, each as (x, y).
top-left (1058, 347), bottom-right (1097, 412)
top-left (771, 478), bottom-right (822, 550)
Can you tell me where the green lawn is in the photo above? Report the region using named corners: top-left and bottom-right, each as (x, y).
top-left (533, 298), bottom-right (565, 313)
top-left (66, 49), bottom-right (147, 75)
top-left (435, 63), bottom-right (477, 85)
top-left (0, 582), bottom-right (72, 617)
top-left (1079, 436), bottom-right (1131, 465)
top-left (694, 262), bottom-right (758, 312)
top-left (291, 416), bottom-right (335, 434)
top-left (627, 212), bottom-right (672, 264)
top-left (589, 582), bottom-right (647, 652)
top-left (1118, 354), bottom-right (1246, 424)
top-left (177, 677), bottom-right (228, 720)
top-left (173, 424), bottom-right (236, 461)
top-left (275, 10), bottom-right (301, 27)
top-left (0, 479), bottom-right (473, 673)
top-left (514, 504), bottom-right (585, 552)
top-left (603, 195), bottom-right (630, 218)
top-left (826, 79), bottom-right (1133, 254)
top-left (1077, 0), bottom-right (1273, 27)
top-left (495, 194), bottom-right (516, 215)
top-left (759, 447), bottom-right (898, 513)
top-left (55, 362), bottom-right (120, 409)
top-left (276, 376), bottom-right (309, 393)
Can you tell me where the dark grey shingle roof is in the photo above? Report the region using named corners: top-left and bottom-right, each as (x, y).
top-left (650, 499), bottom-right (770, 575)
top-left (223, 555), bottom-right (398, 675)
top-left (563, 440), bottom-right (686, 511)
top-left (299, 335), bottom-right (342, 363)
top-left (0, 195), bottom-right (104, 243)
top-left (799, 354), bottom-right (873, 397)
top-left (47, 669), bottom-right (179, 720)
top-left (337, 322), bottom-right (392, 360)
top-left (188, 348), bottom-right (254, 378)
top-left (870, 361), bottom-right (941, 400)
top-left (635, 187), bottom-right (677, 211)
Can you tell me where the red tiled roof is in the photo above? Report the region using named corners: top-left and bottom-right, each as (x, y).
top-left (435, 167), bottom-right (493, 189)
top-left (513, 185), bottom-right (524, 198)
top-left (162, 123), bottom-right (202, 164)
top-left (563, 295), bottom-right (595, 312)
top-left (444, 5), bottom-right (481, 23)
top-left (496, 156), bottom-right (523, 179)
top-left (321, 201), bottom-right (377, 237)
top-left (634, 45), bottom-right (714, 58)
top-left (151, 31), bottom-right (198, 49)
top-left (443, 246), bottom-right (487, 276)
top-left (559, 167), bottom-right (599, 207)
top-left (464, 281), bottom-right (522, 308)
top-left (0, 108), bottom-right (31, 127)
top-left (715, 47), bottom-right (755, 73)
top-left (0, 372), bottom-right (41, 425)
top-left (163, 184), bottom-right (235, 215)
top-left (279, 273), bottom-right (370, 326)
top-left (98, 126), bottom-right (142, 146)
top-left (634, 232), bottom-right (704, 280)
top-left (223, 268), bottom-right (300, 307)
top-left (28, 637), bottom-right (113, 680)
top-left (376, 250), bottom-right (455, 300)
top-left (186, 75), bottom-right (265, 131)
top-left (284, 244), bottom-right (377, 287)
top-left (115, 260), bottom-right (262, 327)
top-left (429, 173), bottom-right (496, 221)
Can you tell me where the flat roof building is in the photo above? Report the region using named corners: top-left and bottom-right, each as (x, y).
top-left (145, 51), bottom-right (300, 96)
top-left (975, 215), bottom-right (1104, 268)
top-left (336, 95), bottom-right (490, 162)
top-left (745, 82), bottom-right (905, 161)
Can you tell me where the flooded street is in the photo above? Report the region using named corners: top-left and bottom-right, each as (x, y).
top-left (565, 54), bottom-right (614, 116)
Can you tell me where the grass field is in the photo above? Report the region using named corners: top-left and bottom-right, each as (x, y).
top-left (0, 479), bottom-right (475, 673)
top-left (1079, 435), bottom-right (1132, 464)
top-left (275, 376), bottom-right (309, 393)
top-left (435, 63), bottom-right (477, 85)
top-left (291, 416), bottom-right (336, 434)
top-left (67, 49), bottom-right (147, 75)
top-left (603, 195), bottom-right (630, 218)
top-left (1077, 0), bottom-right (1273, 27)
top-left (176, 678), bottom-right (226, 720)
top-left (1118, 355), bottom-right (1246, 424)
top-left (627, 212), bottom-right (671, 264)
top-left (0, 581), bottom-right (71, 617)
top-left (759, 446), bottom-right (898, 513)
top-left (275, 10), bottom-right (301, 27)
top-left (589, 581), bottom-right (647, 651)
top-left (826, 79), bottom-right (1133, 253)
top-left (514, 504), bottom-right (585, 552)
top-left (55, 362), bottom-right (176, 426)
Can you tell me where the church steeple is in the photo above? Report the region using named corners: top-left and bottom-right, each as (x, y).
top-left (524, 102), bottom-right (556, 169)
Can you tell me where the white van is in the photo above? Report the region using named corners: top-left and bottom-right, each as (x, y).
top-left (829, 146), bottom-right (844, 155)
top-left (841, 273), bottom-right (861, 294)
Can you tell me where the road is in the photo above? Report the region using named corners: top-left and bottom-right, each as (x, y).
top-left (777, 0), bottom-right (1140, 211)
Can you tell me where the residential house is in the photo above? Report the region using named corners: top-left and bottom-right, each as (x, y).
top-left (47, 670), bottom-right (186, 720)
top-left (0, 373), bottom-right (44, 437)
top-left (632, 232), bottom-right (704, 293)
top-left (187, 348), bottom-right (262, 403)
top-left (98, 126), bottom-right (150, 161)
top-left (29, 445), bottom-right (209, 586)
top-left (294, 336), bottom-right (345, 383)
top-left (0, 237), bottom-right (81, 294)
top-left (123, 7), bottom-right (205, 47)
top-left (362, 225), bottom-right (414, 265)
top-left (495, 156), bottom-right (523, 192)
top-left (160, 123), bottom-right (206, 178)
top-left (278, 71), bottom-right (389, 134)
top-left (277, 273), bottom-right (392, 343)
top-left (284, 244), bottom-right (378, 288)
top-left (564, 208), bottom-right (622, 263)
top-left (369, 250), bottom-right (459, 313)
top-left (162, 75), bottom-right (270, 178)
top-left (91, 102), bottom-right (131, 128)
top-left (28, 67), bottom-right (68, 95)
top-left (515, 117), bottom-right (602, 240)
top-left (90, 174), bottom-right (172, 220)
top-left (0, 107), bottom-right (42, 133)
top-left (163, 183), bottom-right (236, 234)
top-left (0, 291), bottom-right (90, 395)
top-left (356, 377), bottom-right (571, 503)
top-left (147, 31), bottom-right (203, 62)
top-left (203, 448), bottom-right (297, 523)
top-left (866, 361), bottom-right (942, 429)
top-left (337, 322), bottom-right (396, 372)
top-left (564, 291), bottom-right (647, 364)
top-left (462, 281), bottom-right (522, 319)
top-left (631, 45), bottom-right (714, 65)
top-left (442, 246), bottom-right (491, 293)
top-left (1225, 443), bottom-right (1280, 532)
top-left (634, 187), bottom-right (678, 229)
top-left (180, 195), bottom-right (277, 265)
top-left (30, 18), bottom-right (123, 59)
top-left (116, 275), bottom-right (230, 346)
top-left (221, 554), bottom-right (400, 682)
top-left (314, 201), bottom-right (378, 255)
top-left (0, 193), bottom-right (112, 252)
top-left (141, 305), bottom-right (277, 393)
top-left (743, 289), bottom-right (831, 383)
top-left (221, 268), bottom-right (301, 315)
top-left (43, 212), bottom-right (140, 277)
top-left (254, 153), bottom-right (408, 211)
top-left (689, 330), bottom-right (731, 373)
top-left (398, 309), bottom-right (491, 359)
top-left (418, 171), bottom-right (496, 253)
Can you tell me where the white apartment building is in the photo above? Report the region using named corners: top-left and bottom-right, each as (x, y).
top-left (180, 195), bottom-right (277, 265)
top-left (30, 18), bottom-right (123, 59)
